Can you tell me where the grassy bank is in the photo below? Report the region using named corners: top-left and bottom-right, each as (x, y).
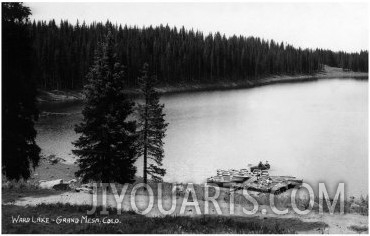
top-left (3, 155), bottom-right (369, 216)
top-left (3, 155), bottom-right (368, 218)
top-left (2, 181), bottom-right (367, 233)
top-left (37, 66), bottom-right (368, 103)
top-left (2, 178), bottom-right (368, 216)
top-left (2, 203), bottom-right (329, 234)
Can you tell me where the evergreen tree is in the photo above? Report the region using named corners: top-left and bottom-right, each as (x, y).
top-left (73, 31), bottom-right (137, 183)
top-left (2, 3), bottom-right (41, 180)
top-left (22, 19), bottom-right (370, 90)
top-left (137, 64), bottom-right (168, 183)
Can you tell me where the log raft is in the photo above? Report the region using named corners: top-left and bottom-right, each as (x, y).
top-left (207, 169), bottom-right (303, 195)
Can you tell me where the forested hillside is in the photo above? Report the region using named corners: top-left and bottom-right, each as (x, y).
top-left (29, 20), bottom-right (368, 90)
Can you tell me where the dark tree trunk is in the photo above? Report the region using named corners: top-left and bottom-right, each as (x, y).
top-left (143, 88), bottom-right (148, 184)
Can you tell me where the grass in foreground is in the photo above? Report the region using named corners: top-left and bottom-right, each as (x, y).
top-left (3, 179), bottom-right (368, 217)
top-left (348, 225), bottom-right (368, 233)
top-left (2, 203), bottom-right (328, 234)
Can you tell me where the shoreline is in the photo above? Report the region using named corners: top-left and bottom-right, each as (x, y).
top-left (2, 176), bottom-right (368, 234)
top-left (37, 66), bottom-right (368, 103)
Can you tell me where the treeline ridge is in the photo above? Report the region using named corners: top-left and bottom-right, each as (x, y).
top-left (29, 20), bottom-right (369, 90)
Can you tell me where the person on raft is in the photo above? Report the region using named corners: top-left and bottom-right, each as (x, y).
top-left (258, 161), bottom-right (264, 168)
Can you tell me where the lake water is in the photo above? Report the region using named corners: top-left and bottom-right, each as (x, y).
top-left (36, 78), bottom-right (368, 196)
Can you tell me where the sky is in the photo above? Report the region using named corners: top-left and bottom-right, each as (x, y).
top-left (25, 2), bottom-right (369, 53)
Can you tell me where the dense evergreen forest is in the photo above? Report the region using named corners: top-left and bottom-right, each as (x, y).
top-left (29, 20), bottom-right (368, 90)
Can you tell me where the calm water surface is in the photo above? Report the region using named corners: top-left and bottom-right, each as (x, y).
top-left (36, 79), bottom-right (368, 196)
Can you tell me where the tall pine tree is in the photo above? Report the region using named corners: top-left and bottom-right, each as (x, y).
top-left (137, 64), bottom-right (168, 183)
top-left (2, 3), bottom-right (41, 180)
top-left (73, 31), bottom-right (137, 183)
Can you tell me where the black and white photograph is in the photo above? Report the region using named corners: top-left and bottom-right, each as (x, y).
top-left (1, 1), bottom-right (369, 234)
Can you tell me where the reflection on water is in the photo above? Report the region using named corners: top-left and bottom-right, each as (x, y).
top-left (36, 79), bottom-right (368, 196)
